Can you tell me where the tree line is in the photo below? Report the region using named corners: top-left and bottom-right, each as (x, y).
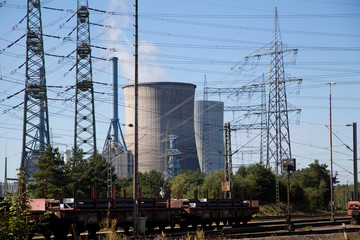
top-left (28, 145), bottom-right (335, 212)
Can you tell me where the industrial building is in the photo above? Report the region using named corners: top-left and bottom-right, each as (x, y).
top-left (107, 143), bottom-right (133, 178)
top-left (122, 82), bottom-right (200, 174)
top-left (194, 100), bottom-right (225, 174)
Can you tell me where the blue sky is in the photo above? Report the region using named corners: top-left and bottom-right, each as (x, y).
top-left (0, 0), bottom-right (359, 185)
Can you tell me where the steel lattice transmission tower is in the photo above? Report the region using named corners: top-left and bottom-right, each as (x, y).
top-left (74, 0), bottom-right (96, 156)
top-left (234, 8), bottom-right (300, 213)
top-left (21, 0), bottom-right (50, 180)
top-left (267, 7), bottom-right (294, 173)
top-left (202, 75), bottom-right (211, 174)
top-left (242, 8), bottom-right (299, 170)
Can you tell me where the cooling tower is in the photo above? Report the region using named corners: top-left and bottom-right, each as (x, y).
top-left (122, 82), bottom-right (200, 173)
top-left (194, 100), bottom-right (224, 174)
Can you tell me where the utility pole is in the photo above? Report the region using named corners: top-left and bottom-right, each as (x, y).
top-left (347, 122), bottom-right (358, 201)
top-left (21, 0), bottom-right (50, 181)
top-left (325, 81), bottom-right (336, 221)
top-left (353, 122), bottom-right (358, 201)
top-left (133, 0), bottom-right (139, 233)
top-left (107, 136), bottom-right (112, 198)
top-left (223, 123), bottom-right (232, 199)
top-left (74, 0), bottom-right (97, 156)
top-left (4, 156), bottom-right (7, 192)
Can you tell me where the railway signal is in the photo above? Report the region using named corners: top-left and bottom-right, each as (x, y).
top-left (283, 157), bottom-right (296, 231)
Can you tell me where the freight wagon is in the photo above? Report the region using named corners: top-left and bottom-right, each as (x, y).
top-left (4, 186), bottom-right (259, 239)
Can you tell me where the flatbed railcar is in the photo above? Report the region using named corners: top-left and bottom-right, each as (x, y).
top-left (348, 201), bottom-right (360, 224)
top-left (3, 186), bottom-right (259, 239)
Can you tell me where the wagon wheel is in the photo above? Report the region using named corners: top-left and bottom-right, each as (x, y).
top-left (170, 222), bottom-right (175, 230)
top-left (201, 221), bottom-right (207, 229)
top-left (123, 224), bottom-right (130, 234)
top-left (233, 219), bottom-right (241, 227)
top-left (147, 222), bottom-right (155, 232)
top-left (243, 217), bottom-right (251, 225)
top-left (180, 221), bottom-right (188, 230)
top-left (159, 222), bottom-right (167, 231)
top-left (215, 220), bottom-right (221, 227)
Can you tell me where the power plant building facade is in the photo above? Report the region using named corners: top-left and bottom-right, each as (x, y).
top-left (194, 100), bottom-right (224, 174)
top-left (122, 82), bottom-right (200, 174)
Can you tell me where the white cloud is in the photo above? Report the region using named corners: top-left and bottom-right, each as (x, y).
top-left (105, 0), bottom-right (166, 84)
top-left (138, 41), bottom-right (166, 82)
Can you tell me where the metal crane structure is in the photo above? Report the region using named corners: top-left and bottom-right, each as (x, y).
top-left (204, 84), bottom-right (267, 165)
top-left (21, 0), bottom-right (50, 181)
top-left (74, 0), bottom-right (97, 157)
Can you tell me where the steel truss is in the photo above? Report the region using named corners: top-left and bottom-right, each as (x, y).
top-left (74, 0), bottom-right (96, 156)
top-left (21, 0), bottom-right (50, 181)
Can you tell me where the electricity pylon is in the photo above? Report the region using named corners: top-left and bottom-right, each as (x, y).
top-left (202, 75), bottom-right (211, 174)
top-left (244, 7), bottom-right (300, 212)
top-left (74, 0), bottom-right (96, 156)
top-left (267, 7), bottom-right (294, 173)
top-left (21, 0), bottom-right (50, 181)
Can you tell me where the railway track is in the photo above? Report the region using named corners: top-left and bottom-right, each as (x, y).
top-left (32, 215), bottom-right (359, 239)
top-left (145, 215), bottom-right (358, 239)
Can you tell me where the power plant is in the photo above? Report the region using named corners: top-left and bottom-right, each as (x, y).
top-left (6, 1), bottom-right (299, 188)
top-left (194, 100), bottom-right (225, 174)
top-left (122, 82), bottom-right (200, 174)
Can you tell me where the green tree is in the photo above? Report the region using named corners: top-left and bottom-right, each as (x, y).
top-left (168, 170), bottom-right (205, 198)
top-left (294, 160), bottom-right (332, 211)
top-left (0, 168), bottom-right (33, 240)
top-left (64, 147), bottom-right (87, 197)
top-left (79, 153), bottom-right (116, 198)
top-left (334, 184), bottom-right (352, 210)
top-left (233, 164), bottom-right (276, 203)
top-left (28, 145), bottom-right (66, 199)
top-left (115, 175), bottom-right (133, 198)
top-left (138, 170), bottom-right (166, 198)
top-left (198, 171), bottom-right (224, 198)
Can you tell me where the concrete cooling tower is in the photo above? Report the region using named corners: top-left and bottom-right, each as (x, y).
top-left (122, 82), bottom-right (200, 174)
top-left (194, 100), bottom-right (224, 174)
